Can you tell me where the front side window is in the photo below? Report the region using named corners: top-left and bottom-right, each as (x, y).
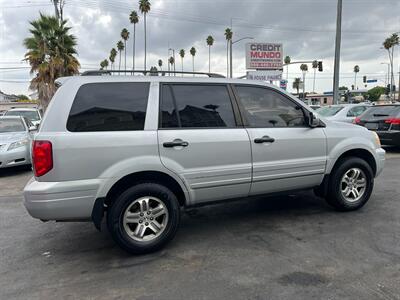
top-left (160, 84), bottom-right (236, 128)
top-left (67, 82), bottom-right (149, 132)
top-left (234, 85), bottom-right (305, 128)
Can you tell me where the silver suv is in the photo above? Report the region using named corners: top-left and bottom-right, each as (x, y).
top-left (24, 72), bottom-right (385, 254)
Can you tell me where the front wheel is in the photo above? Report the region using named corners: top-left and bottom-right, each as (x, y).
top-left (107, 183), bottom-right (180, 254)
top-left (326, 157), bottom-right (374, 211)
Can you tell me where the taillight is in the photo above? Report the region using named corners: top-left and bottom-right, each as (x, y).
top-left (353, 117), bottom-right (361, 124)
top-left (32, 140), bottom-right (53, 177)
top-left (385, 118), bottom-right (400, 125)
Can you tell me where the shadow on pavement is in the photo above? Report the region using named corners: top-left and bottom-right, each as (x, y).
top-left (0, 165), bottom-right (32, 177)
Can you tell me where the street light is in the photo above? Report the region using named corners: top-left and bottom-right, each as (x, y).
top-left (230, 37), bottom-right (254, 78)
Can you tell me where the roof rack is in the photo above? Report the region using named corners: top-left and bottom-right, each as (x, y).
top-left (81, 70), bottom-right (225, 78)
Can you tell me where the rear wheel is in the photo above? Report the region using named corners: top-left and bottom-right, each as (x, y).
top-left (326, 157), bottom-right (374, 211)
top-left (107, 183), bottom-right (180, 254)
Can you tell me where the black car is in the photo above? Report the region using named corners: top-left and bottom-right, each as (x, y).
top-left (354, 104), bottom-right (400, 147)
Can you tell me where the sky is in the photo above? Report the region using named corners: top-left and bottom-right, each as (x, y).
top-left (0, 0), bottom-right (399, 96)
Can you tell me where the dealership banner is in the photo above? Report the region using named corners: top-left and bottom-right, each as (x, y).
top-left (246, 43), bottom-right (283, 70)
top-left (246, 70), bottom-right (283, 81)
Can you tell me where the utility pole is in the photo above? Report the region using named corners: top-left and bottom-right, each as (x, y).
top-left (230, 18), bottom-right (233, 78)
top-left (332, 0), bottom-right (342, 104)
top-left (230, 39), bottom-right (233, 78)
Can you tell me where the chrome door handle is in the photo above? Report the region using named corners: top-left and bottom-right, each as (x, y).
top-left (254, 136), bottom-right (275, 143)
top-left (163, 140), bottom-right (189, 148)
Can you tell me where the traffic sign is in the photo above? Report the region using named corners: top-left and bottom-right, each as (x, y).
top-left (366, 79), bottom-right (377, 83)
top-left (280, 80), bottom-right (287, 90)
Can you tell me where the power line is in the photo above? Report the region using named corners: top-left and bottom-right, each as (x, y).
top-left (65, 0), bottom-right (399, 35)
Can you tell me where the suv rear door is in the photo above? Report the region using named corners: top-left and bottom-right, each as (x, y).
top-left (158, 83), bottom-right (252, 205)
top-left (233, 84), bottom-right (327, 195)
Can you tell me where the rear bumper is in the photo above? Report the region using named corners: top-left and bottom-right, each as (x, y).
top-left (376, 130), bottom-right (400, 147)
top-left (23, 177), bottom-right (103, 221)
top-left (0, 146), bottom-right (30, 169)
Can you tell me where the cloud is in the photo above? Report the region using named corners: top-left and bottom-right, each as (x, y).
top-left (0, 0), bottom-right (399, 95)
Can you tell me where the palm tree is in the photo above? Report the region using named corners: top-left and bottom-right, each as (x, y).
top-left (158, 59), bottom-right (163, 71)
top-left (129, 11), bottom-right (139, 70)
top-left (149, 66), bottom-right (158, 75)
top-left (284, 56), bottom-right (291, 80)
top-left (100, 59), bottom-right (108, 70)
top-left (168, 56), bottom-right (175, 75)
top-left (224, 28), bottom-right (233, 78)
top-left (190, 47), bottom-right (196, 74)
top-left (383, 33), bottom-right (399, 100)
top-left (206, 35), bottom-right (214, 73)
top-left (23, 13), bottom-right (79, 109)
top-left (300, 64), bottom-right (308, 100)
top-left (50, 0), bottom-right (65, 22)
top-left (121, 28), bottom-right (130, 71)
top-left (312, 60), bottom-right (318, 93)
top-left (117, 40), bottom-right (124, 74)
top-left (353, 65), bottom-right (360, 90)
top-left (109, 48), bottom-right (117, 70)
top-left (179, 49), bottom-right (185, 76)
top-left (139, 0), bottom-right (151, 70)
top-left (292, 77), bottom-right (301, 95)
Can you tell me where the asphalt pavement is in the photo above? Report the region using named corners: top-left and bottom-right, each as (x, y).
top-left (1, 149), bottom-right (399, 300)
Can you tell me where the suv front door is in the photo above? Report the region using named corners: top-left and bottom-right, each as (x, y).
top-left (233, 85), bottom-right (327, 195)
top-left (158, 83), bottom-right (252, 205)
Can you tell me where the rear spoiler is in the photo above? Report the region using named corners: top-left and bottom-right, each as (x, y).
top-left (54, 76), bottom-right (73, 87)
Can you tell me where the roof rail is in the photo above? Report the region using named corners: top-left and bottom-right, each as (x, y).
top-left (80, 70), bottom-right (225, 78)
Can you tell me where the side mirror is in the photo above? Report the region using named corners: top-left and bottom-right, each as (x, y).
top-left (308, 111), bottom-right (321, 128)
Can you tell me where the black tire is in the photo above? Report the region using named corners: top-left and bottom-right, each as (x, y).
top-left (107, 183), bottom-right (180, 254)
top-left (326, 157), bottom-right (374, 211)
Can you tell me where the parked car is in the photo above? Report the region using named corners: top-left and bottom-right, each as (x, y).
top-left (354, 104), bottom-right (400, 147)
top-left (316, 104), bottom-right (370, 123)
top-left (23, 72), bottom-right (385, 254)
top-left (0, 116), bottom-right (36, 169)
top-left (5, 108), bottom-right (42, 127)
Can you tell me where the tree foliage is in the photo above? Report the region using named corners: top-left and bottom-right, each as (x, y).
top-left (367, 86), bottom-right (386, 102)
top-left (23, 13), bottom-right (79, 109)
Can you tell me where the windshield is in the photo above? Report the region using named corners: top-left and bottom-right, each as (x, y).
top-left (361, 106), bottom-right (400, 119)
top-left (6, 110), bottom-right (40, 121)
top-left (0, 119), bottom-right (25, 133)
top-left (316, 106), bottom-right (344, 117)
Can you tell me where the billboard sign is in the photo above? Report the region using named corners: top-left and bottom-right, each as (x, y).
top-left (246, 43), bottom-right (283, 70)
top-left (246, 70), bottom-right (282, 81)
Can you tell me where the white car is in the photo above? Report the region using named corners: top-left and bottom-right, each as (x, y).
top-left (5, 108), bottom-right (42, 127)
top-left (316, 104), bottom-right (370, 123)
top-left (0, 116), bottom-right (35, 169)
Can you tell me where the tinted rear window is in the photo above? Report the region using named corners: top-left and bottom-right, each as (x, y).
top-left (361, 106), bottom-right (400, 119)
top-left (67, 82), bottom-right (149, 132)
top-left (160, 84), bottom-right (236, 128)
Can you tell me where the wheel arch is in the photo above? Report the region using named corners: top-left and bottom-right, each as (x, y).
top-left (104, 170), bottom-right (188, 208)
top-left (330, 148), bottom-right (377, 176)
